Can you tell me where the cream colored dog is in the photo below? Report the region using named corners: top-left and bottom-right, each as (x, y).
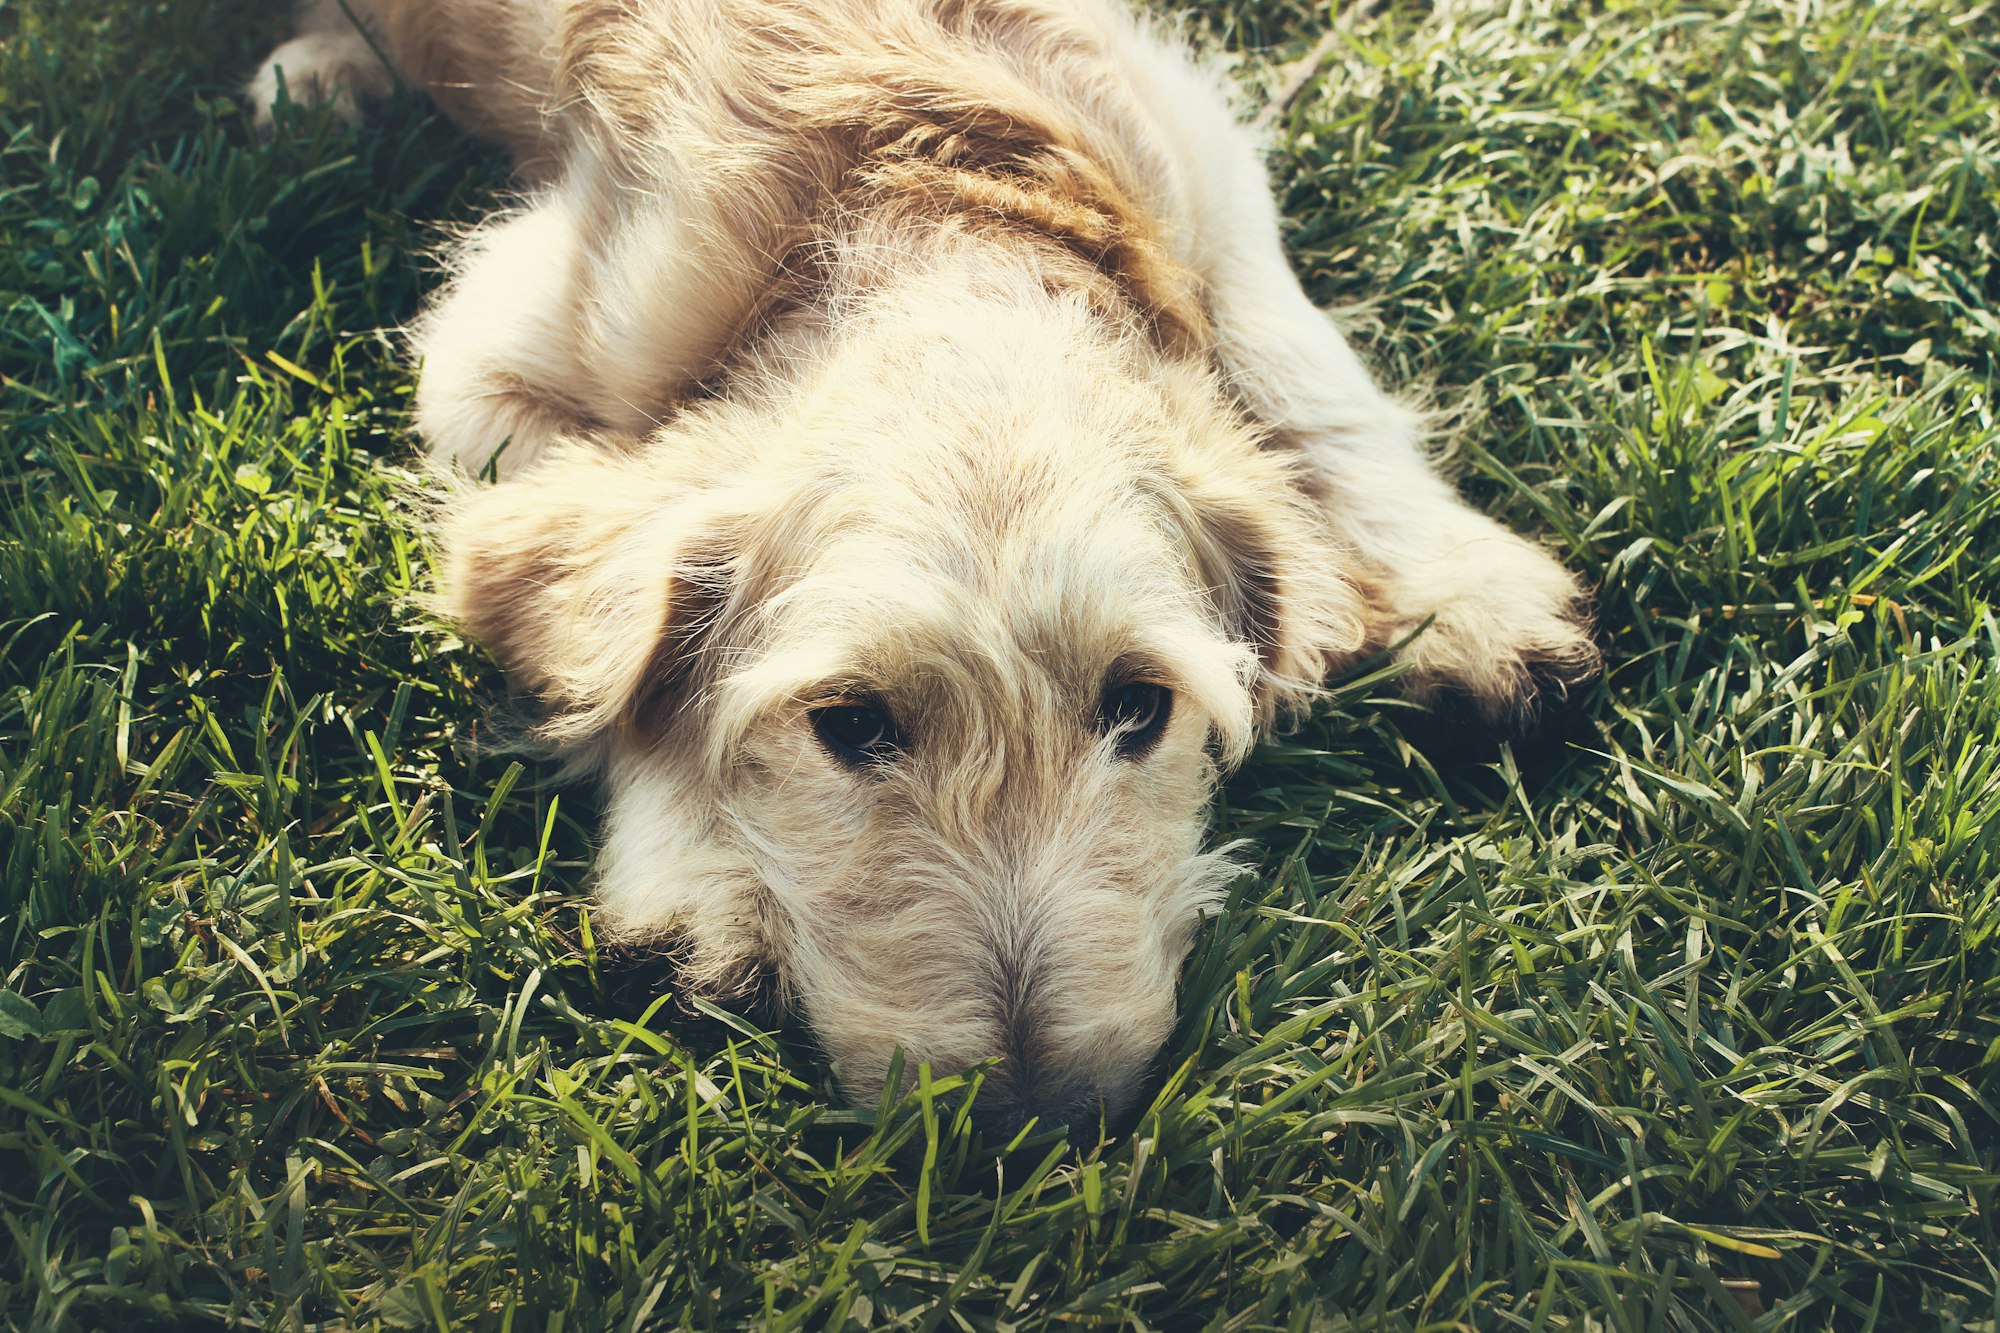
top-left (253, 0), bottom-right (1595, 1129)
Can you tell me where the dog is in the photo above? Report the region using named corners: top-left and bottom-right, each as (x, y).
top-left (251, 0), bottom-right (1596, 1131)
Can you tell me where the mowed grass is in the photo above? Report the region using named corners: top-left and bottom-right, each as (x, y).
top-left (2, 0), bottom-right (1997, 1326)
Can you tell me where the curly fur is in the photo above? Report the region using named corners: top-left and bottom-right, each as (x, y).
top-left (253, 0), bottom-right (1597, 1125)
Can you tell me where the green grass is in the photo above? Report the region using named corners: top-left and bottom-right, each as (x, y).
top-left (3, 0), bottom-right (1998, 1326)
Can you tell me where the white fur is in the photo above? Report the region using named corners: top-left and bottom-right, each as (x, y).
top-left (253, 0), bottom-right (1596, 1122)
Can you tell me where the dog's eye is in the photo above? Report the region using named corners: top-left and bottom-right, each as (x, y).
top-left (811, 701), bottom-right (905, 768)
top-left (1098, 682), bottom-right (1172, 758)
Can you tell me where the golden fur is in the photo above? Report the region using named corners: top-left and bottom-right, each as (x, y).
top-left (253, 0), bottom-right (1596, 1126)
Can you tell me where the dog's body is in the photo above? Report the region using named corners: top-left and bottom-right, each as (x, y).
top-left (254, 0), bottom-right (1594, 1127)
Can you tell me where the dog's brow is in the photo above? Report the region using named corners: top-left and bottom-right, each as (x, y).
top-left (1102, 650), bottom-right (1175, 688)
top-left (796, 677), bottom-right (879, 707)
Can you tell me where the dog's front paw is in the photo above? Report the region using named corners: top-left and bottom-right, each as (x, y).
top-left (1375, 517), bottom-right (1600, 731)
top-left (248, 34), bottom-right (392, 135)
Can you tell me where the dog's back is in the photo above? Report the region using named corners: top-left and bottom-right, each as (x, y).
top-left (318, 0), bottom-right (1229, 414)
top-left (342, 0), bottom-right (1204, 199)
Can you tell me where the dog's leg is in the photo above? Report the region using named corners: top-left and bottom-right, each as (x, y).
top-left (413, 176), bottom-right (752, 477)
top-left (1207, 225), bottom-right (1597, 721)
top-left (1113, 27), bottom-right (1597, 721)
top-left (248, 0), bottom-right (397, 132)
top-left (411, 196), bottom-right (602, 478)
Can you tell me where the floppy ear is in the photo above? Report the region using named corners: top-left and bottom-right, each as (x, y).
top-left (432, 445), bottom-right (739, 748)
top-left (1166, 444), bottom-right (1371, 730)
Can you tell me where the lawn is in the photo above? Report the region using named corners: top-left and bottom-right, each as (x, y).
top-left (2, 0), bottom-right (1997, 1327)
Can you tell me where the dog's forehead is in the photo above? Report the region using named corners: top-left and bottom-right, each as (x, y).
top-left (800, 356), bottom-right (1205, 581)
top-left (787, 245), bottom-right (1240, 506)
top-left (719, 258), bottom-right (1261, 713)
top-left (778, 359), bottom-right (1205, 615)
top-left (784, 483), bottom-right (1196, 686)
top-left (724, 446), bottom-right (1247, 725)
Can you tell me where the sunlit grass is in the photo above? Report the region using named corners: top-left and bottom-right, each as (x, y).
top-left (2, 0), bottom-right (1996, 1327)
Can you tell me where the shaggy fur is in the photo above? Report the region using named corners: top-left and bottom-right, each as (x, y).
top-left (253, 0), bottom-right (1597, 1126)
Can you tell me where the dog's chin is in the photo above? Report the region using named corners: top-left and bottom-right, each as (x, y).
top-left (824, 1045), bottom-right (1155, 1132)
top-left (965, 1050), bottom-right (1162, 1143)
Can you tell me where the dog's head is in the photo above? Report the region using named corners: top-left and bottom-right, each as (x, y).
top-left (435, 257), bottom-right (1366, 1129)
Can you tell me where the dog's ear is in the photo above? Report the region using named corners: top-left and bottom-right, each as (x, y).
top-left (1164, 443), bottom-right (1371, 731)
top-left (432, 446), bottom-right (743, 747)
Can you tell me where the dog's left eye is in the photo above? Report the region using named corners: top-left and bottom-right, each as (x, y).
top-left (811, 701), bottom-right (905, 768)
top-left (1098, 682), bottom-right (1172, 758)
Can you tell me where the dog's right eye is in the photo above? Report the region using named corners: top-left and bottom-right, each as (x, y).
top-left (1098, 681), bottom-right (1172, 758)
top-left (811, 702), bottom-right (905, 768)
